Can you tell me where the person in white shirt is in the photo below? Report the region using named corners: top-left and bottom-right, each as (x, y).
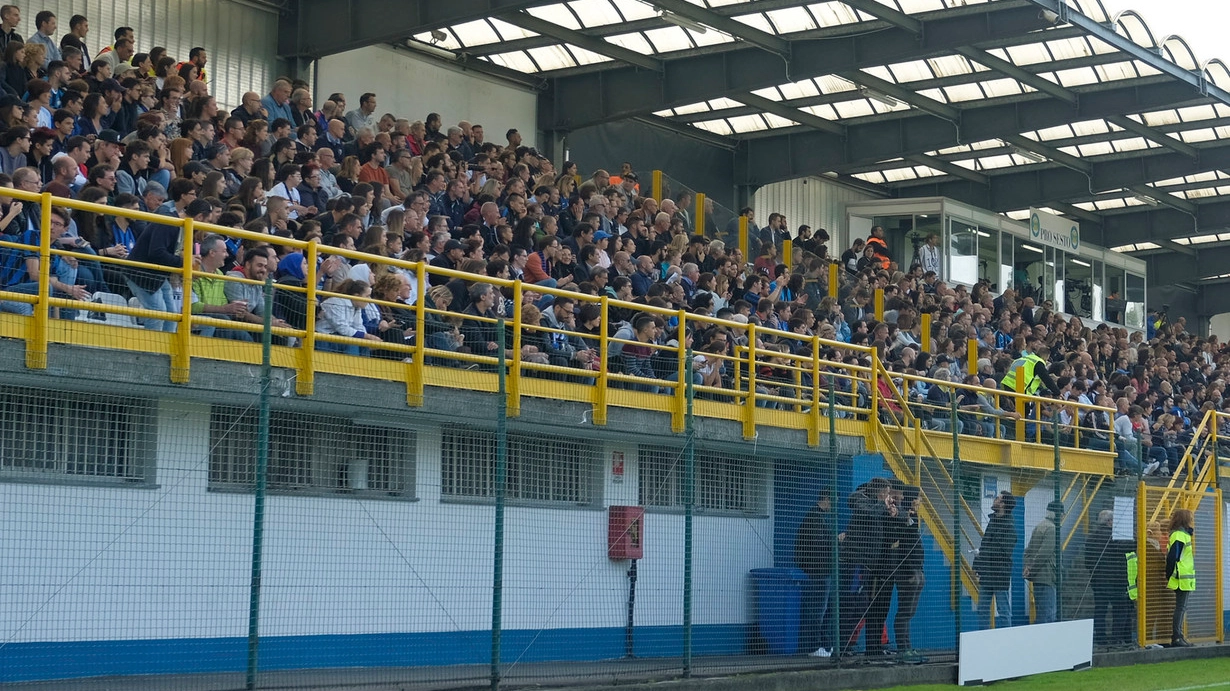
top-left (265, 163), bottom-right (315, 220)
top-left (917, 232), bottom-right (941, 275)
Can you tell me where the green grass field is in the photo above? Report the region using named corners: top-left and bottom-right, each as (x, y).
top-left (874, 657), bottom-right (1230, 691)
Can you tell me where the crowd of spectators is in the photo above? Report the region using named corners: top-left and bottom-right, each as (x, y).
top-left (0, 4), bottom-right (1225, 476)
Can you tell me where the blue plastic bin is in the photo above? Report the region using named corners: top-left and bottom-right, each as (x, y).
top-left (749, 567), bottom-right (807, 655)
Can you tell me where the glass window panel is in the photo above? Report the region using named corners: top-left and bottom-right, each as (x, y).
top-left (692, 119), bottom-right (734, 136)
top-left (606, 33), bottom-right (656, 55)
top-left (888, 59), bottom-right (936, 83)
top-left (642, 27), bottom-right (693, 53)
top-left (942, 83), bottom-right (985, 102)
top-left (762, 112), bottom-right (798, 128)
top-left (567, 0), bottom-right (623, 27)
top-left (1092, 260), bottom-right (1104, 322)
top-left (977, 226), bottom-right (998, 287)
top-left (527, 3), bottom-right (582, 28)
top-left (526, 45), bottom-right (580, 70)
top-left (1125, 273), bottom-right (1146, 329)
top-left (689, 27), bottom-right (735, 47)
top-left (765, 7), bottom-right (817, 33)
top-left (1013, 236), bottom-right (1045, 298)
top-left (832, 99), bottom-right (876, 119)
top-left (777, 81), bottom-right (819, 100)
top-left (1000, 231), bottom-right (1013, 294)
top-left (948, 218), bottom-right (979, 286)
top-left (563, 44), bottom-right (613, 66)
top-left (489, 18), bottom-right (539, 40)
top-left (1064, 253), bottom-right (1093, 318)
top-left (732, 12), bottom-right (776, 33)
top-left (808, 2), bottom-right (862, 26)
top-left (980, 78), bottom-right (1024, 98)
top-left (927, 55), bottom-right (977, 78)
top-left (1053, 66), bottom-right (1099, 87)
top-left (1094, 61), bottom-right (1140, 82)
top-left (484, 51), bottom-right (540, 72)
top-left (1104, 268), bottom-right (1125, 324)
top-left (726, 114), bottom-right (770, 133)
top-left (450, 20), bottom-right (502, 47)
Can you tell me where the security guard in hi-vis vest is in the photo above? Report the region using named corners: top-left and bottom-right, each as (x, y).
top-left (999, 341), bottom-right (1057, 433)
top-left (1165, 508), bottom-right (1195, 647)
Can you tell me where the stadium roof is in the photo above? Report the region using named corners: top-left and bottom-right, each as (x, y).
top-left (283, 0), bottom-right (1230, 294)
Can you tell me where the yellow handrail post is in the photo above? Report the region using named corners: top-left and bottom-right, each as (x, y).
top-left (738, 215), bottom-right (749, 265)
top-left (744, 323), bottom-right (757, 440)
top-left (651, 170), bottom-right (663, 204)
top-left (26, 193), bottom-right (53, 370)
top-left (672, 309), bottom-right (687, 433)
top-left (783, 238), bottom-right (793, 272)
top-left (1216, 488), bottom-right (1225, 643)
top-left (170, 216), bottom-right (194, 384)
top-left (809, 334), bottom-right (821, 447)
top-left (870, 347), bottom-right (881, 425)
top-left (1136, 480), bottom-right (1148, 647)
top-left (967, 337), bottom-right (978, 375)
top-left (828, 262), bottom-right (838, 298)
top-left (1014, 364), bottom-right (1026, 441)
top-left (508, 283), bottom-right (523, 418)
top-left (920, 312), bottom-right (932, 353)
top-left (874, 288), bottom-right (884, 321)
top-left (297, 240), bottom-right (319, 395)
top-left (694, 192), bottom-right (705, 235)
top-left (407, 258), bottom-right (425, 405)
top-left (594, 294), bottom-right (609, 426)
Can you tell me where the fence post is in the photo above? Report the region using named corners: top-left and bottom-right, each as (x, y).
top-left (1136, 481), bottom-right (1148, 647)
top-left (827, 262), bottom-right (838, 298)
top-left (682, 351), bottom-right (695, 677)
top-left (407, 260), bottom-right (425, 406)
top-left (1053, 412), bottom-right (1063, 622)
top-left (920, 311), bottom-right (931, 354)
top-left (743, 324), bottom-right (757, 440)
top-left (594, 294), bottom-right (609, 426)
top-left (491, 321), bottom-right (507, 691)
top-left (828, 379), bottom-right (840, 666)
top-left (951, 394), bottom-right (962, 646)
top-left (245, 278), bottom-right (274, 690)
top-left (508, 284), bottom-right (523, 418)
top-left (651, 170), bottom-right (663, 204)
top-left (672, 310), bottom-right (688, 434)
top-left (26, 193), bottom-right (52, 370)
top-left (297, 239), bottom-right (319, 395)
top-left (967, 338), bottom-right (978, 376)
top-left (694, 193), bottom-right (705, 235)
top-left (783, 238), bottom-right (793, 272)
top-left (738, 215), bottom-right (749, 266)
top-left (1216, 489), bottom-right (1225, 644)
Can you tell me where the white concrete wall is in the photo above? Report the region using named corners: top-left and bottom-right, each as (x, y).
top-left (0, 402), bottom-right (770, 644)
top-left (315, 46), bottom-right (538, 149)
top-left (752, 177), bottom-right (881, 252)
top-left (1209, 313), bottom-right (1230, 342)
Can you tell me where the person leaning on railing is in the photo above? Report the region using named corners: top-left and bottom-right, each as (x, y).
top-left (123, 197), bottom-right (207, 332)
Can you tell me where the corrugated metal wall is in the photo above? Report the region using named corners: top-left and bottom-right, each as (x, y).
top-left (33, 0), bottom-right (279, 109)
top-left (752, 177), bottom-right (881, 250)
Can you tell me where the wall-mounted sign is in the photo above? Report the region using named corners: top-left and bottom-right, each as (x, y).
top-left (1029, 208), bottom-right (1080, 252)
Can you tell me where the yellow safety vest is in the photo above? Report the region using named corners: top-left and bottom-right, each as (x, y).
top-left (1126, 552), bottom-right (1138, 601)
top-left (1168, 531), bottom-right (1195, 592)
top-left (1000, 352), bottom-right (1046, 395)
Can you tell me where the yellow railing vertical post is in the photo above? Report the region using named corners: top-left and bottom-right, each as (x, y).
top-left (1136, 480), bottom-right (1148, 647)
top-left (694, 192), bottom-right (705, 235)
top-left (870, 347), bottom-right (881, 424)
top-left (1014, 365), bottom-right (1026, 442)
top-left (651, 170), bottom-right (663, 203)
top-left (594, 294), bottom-right (609, 426)
top-left (809, 335), bottom-right (821, 447)
top-left (297, 239), bottom-right (318, 395)
top-left (920, 311), bottom-right (932, 353)
top-left (405, 258), bottom-right (425, 405)
top-left (1216, 488), bottom-right (1225, 643)
top-left (672, 310), bottom-right (687, 433)
top-left (170, 217), bottom-right (194, 384)
top-left (508, 284), bottom-right (522, 418)
top-left (968, 337), bottom-right (978, 375)
top-left (406, 259), bottom-right (425, 405)
top-left (26, 193), bottom-right (53, 370)
top-left (828, 262), bottom-right (838, 297)
top-left (738, 215), bottom-right (749, 265)
top-left (783, 238), bottom-right (793, 272)
top-left (874, 288), bottom-right (884, 321)
top-left (743, 324), bottom-right (757, 440)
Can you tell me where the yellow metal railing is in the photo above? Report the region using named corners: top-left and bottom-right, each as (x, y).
top-left (0, 188), bottom-right (1120, 458)
top-left (1148, 409), bottom-right (1228, 523)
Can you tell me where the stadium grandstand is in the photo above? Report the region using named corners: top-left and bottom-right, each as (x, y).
top-left (0, 0), bottom-right (1227, 689)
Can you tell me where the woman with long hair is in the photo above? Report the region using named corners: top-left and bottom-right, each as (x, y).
top-left (1166, 508), bottom-right (1196, 647)
top-left (240, 119), bottom-right (268, 152)
top-left (2, 42), bottom-right (26, 98)
top-left (169, 137), bottom-right (193, 177)
top-left (336, 155), bottom-right (360, 194)
top-left (200, 171), bottom-right (225, 200)
top-left (233, 176), bottom-right (266, 223)
top-left (73, 92), bottom-right (110, 139)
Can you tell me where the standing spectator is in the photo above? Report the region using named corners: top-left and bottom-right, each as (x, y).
top-left (28, 11), bottom-right (61, 69)
top-left (1024, 500), bottom-right (1062, 625)
top-left (346, 92), bottom-right (377, 134)
top-left (1085, 510), bottom-right (1134, 646)
top-left (974, 490), bottom-right (1018, 629)
top-left (890, 485), bottom-right (925, 662)
top-left (0, 5), bottom-right (20, 54)
top-left (795, 488), bottom-right (836, 658)
top-left (59, 14), bottom-right (90, 66)
top-left (840, 477), bottom-right (895, 656)
top-left (1165, 508), bottom-right (1195, 647)
top-left (917, 232), bottom-right (941, 275)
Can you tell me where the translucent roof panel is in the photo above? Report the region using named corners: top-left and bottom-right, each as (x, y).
top-left (450, 20), bottom-right (503, 48)
top-left (525, 4), bottom-right (583, 30)
top-left (484, 51), bottom-right (540, 73)
top-left (526, 45), bottom-right (583, 71)
top-left (605, 33), bottom-right (657, 55)
top-left (764, 6), bottom-right (818, 34)
top-left (642, 27), bottom-right (695, 53)
top-left (726, 114), bottom-right (772, 133)
top-left (807, 2), bottom-right (863, 27)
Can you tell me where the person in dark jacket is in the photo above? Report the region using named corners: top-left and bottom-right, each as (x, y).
top-left (974, 490), bottom-right (1018, 629)
top-left (1084, 510), bottom-right (1135, 646)
top-left (124, 198), bottom-right (204, 332)
top-left (840, 477), bottom-right (895, 655)
top-left (889, 485), bottom-right (925, 661)
top-left (795, 488), bottom-right (836, 657)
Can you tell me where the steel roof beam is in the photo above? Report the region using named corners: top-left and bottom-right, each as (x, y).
top-left (839, 70), bottom-right (961, 122)
top-left (904, 154), bottom-right (988, 185)
top-left (541, 3), bottom-right (1053, 130)
top-left (1126, 185), bottom-right (1198, 215)
top-left (500, 12), bottom-right (662, 71)
top-left (645, 0), bottom-right (790, 58)
top-left (735, 92), bottom-right (847, 136)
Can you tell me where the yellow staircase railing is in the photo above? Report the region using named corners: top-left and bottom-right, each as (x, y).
top-left (1149, 409), bottom-right (1227, 523)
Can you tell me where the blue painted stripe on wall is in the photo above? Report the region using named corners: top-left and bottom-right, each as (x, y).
top-left (0, 625), bottom-right (747, 683)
